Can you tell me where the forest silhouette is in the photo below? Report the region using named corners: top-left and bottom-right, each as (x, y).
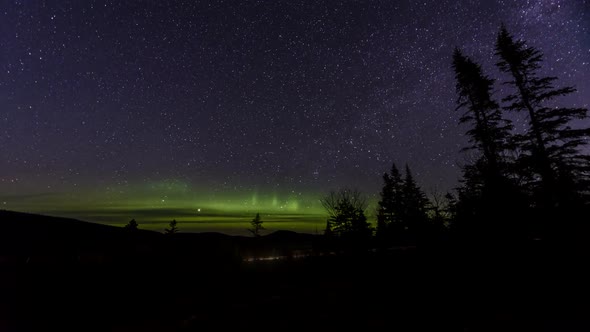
top-left (317, 27), bottom-right (590, 250)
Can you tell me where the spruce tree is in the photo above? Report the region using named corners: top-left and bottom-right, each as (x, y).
top-left (125, 219), bottom-right (138, 230)
top-left (248, 213), bottom-right (264, 237)
top-left (495, 26), bottom-right (590, 207)
top-left (165, 219), bottom-right (178, 234)
top-left (451, 48), bottom-right (526, 237)
top-left (452, 48), bottom-right (513, 186)
top-left (402, 165), bottom-right (429, 234)
top-left (376, 162), bottom-right (404, 239)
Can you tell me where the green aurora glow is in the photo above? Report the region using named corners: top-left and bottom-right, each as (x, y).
top-left (2, 179), bottom-right (378, 235)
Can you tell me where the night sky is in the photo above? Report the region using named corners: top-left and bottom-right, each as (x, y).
top-left (1, 1), bottom-right (589, 233)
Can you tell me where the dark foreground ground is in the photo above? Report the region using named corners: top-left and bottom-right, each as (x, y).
top-left (1, 210), bottom-right (590, 331)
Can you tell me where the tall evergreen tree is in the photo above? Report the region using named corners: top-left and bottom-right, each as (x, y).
top-left (451, 48), bottom-right (526, 237)
top-left (376, 163), bottom-right (431, 242)
top-left (452, 48), bottom-right (513, 186)
top-left (401, 165), bottom-right (429, 234)
top-left (495, 26), bottom-right (590, 207)
top-left (376, 162), bottom-right (404, 239)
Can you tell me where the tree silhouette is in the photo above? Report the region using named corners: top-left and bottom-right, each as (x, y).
top-left (165, 219), bottom-right (178, 234)
top-left (452, 48), bottom-right (513, 183)
top-left (451, 48), bottom-right (526, 237)
top-left (376, 163), bottom-right (432, 243)
top-left (495, 25), bottom-right (590, 208)
top-left (376, 162), bottom-right (404, 241)
top-left (401, 165), bottom-right (430, 236)
top-left (248, 213), bottom-right (264, 237)
top-left (124, 219), bottom-right (138, 230)
top-left (324, 219), bottom-right (333, 237)
top-left (321, 188), bottom-right (372, 241)
top-left (427, 188), bottom-right (451, 231)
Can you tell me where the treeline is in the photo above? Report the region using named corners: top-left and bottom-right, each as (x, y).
top-left (323, 26), bottom-right (590, 247)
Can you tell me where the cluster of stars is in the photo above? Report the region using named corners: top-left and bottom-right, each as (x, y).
top-left (1, 0), bottom-right (588, 218)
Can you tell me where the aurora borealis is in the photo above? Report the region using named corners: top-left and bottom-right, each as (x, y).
top-left (1, 1), bottom-right (589, 234)
top-left (2, 179), bottom-right (327, 234)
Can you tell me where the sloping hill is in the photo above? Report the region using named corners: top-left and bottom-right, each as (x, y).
top-left (1, 209), bottom-right (135, 234)
top-left (0, 210), bottom-right (161, 261)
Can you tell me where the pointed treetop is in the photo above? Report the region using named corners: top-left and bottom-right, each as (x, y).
top-left (405, 164), bottom-right (414, 182)
top-left (390, 162), bottom-right (401, 179)
top-left (248, 212), bottom-right (264, 237)
top-left (452, 47), bottom-right (464, 63)
top-left (165, 219), bottom-right (178, 234)
top-left (125, 218), bottom-right (138, 230)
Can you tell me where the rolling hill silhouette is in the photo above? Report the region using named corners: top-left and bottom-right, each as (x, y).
top-left (0, 210), bottom-right (316, 265)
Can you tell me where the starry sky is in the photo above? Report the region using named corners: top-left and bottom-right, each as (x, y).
top-left (1, 0), bottom-right (589, 233)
